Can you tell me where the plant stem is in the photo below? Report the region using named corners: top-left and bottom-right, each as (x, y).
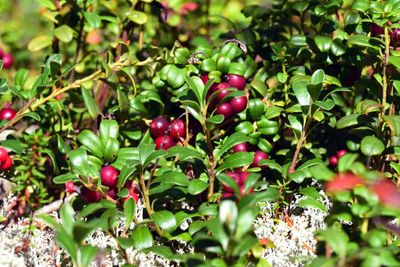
top-left (382, 26), bottom-right (390, 115)
top-left (289, 122), bottom-right (308, 174)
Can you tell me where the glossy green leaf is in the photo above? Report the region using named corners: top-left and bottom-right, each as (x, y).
top-left (361, 136), bottom-right (385, 156)
top-left (187, 180), bottom-right (208, 195)
top-left (54, 25), bottom-right (74, 43)
top-left (151, 210), bottom-right (177, 233)
top-left (132, 226), bottom-right (153, 250)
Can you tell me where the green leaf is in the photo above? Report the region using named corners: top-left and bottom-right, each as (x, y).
top-left (292, 81), bottom-right (311, 107)
top-left (187, 180), bottom-right (208, 195)
top-left (215, 132), bottom-right (250, 159)
top-left (132, 225), bottom-right (153, 250)
top-left (383, 115), bottom-right (400, 136)
top-left (167, 146), bottom-right (203, 160)
top-left (54, 25), bottom-right (74, 43)
top-left (73, 221), bottom-right (98, 244)
top-left (185, 75), bottom-right (204, 105)
top-left (361, 136), bottom-right (385, 156)
top-left (56, 232), bottom-right (77, 262)
top-left (217, 173), bottom-right (240, 195)
top-left (314, 35), bottom-right (332, 52)
top-left (206, 114), bottom-right (224, 125)
top-left (77, 130), bottom-right (104, 159)
top-left (151, 211), bottom-right (177, 233)
top-left (348, 34), bottom-right (379, 50)
top-left (22, 111), bottom-right (41, 121)
top-left (153, 171), bottom-right (189, 186)
top-left (124, 198), bottom-right (136, 229)
top-left (318, 227), bottom-right (349, 258)
top-left (82, 88), bottom-right (100, 119)
top-left (216, 152), bottom-right (254, 173)
top-left (28, 35), bottom-right (52, 52)
top-left (68, 147), bottom-right (96, 178)
top-left (298, 198), bottom-right (327, 211)
top-left (138, 143), bottom-right (156, 166)
top-left (99, 120), bottom-right (119, 146)
top-left (60, 202), bottom-right (75, 235)
top-left (250, 79), bottom-right (268, 96)
top-left (79, 245), bottom-right (98, 267)
top-left (103, 137), bottom-right (120, 163)
top-left (336, 114), bottom-right (374, 129)
top-left (235, 207), bottom-right (258, 239)
top-left (309, 165), bottom-right (335, 181)
top-left (127, 10), bottom-right (148, 24)
top-left (337, 153), bottom-right (359, 173)
top-left (53, 173), bottom-right (77, 184)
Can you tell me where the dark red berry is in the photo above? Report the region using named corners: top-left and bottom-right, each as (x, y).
top-left (65, 181), bottom-right (76, 193)
top-left (391, 28), bottom-right (400, 46)
top-left (0, 49), bottom-right (3, 59)
top-left (251, 151), bottom-right (269, 168)
top-left (170, 119), bottom-right (186, 140)
top-left (213, 82), bottom-right (230, 94)
top-left (0, 147), bottom-right (8, 164)
top-left (107, 187), bottom-right (118, 199)
top-left (150, 116), bottom-right (169, 138)
top-left (222, 172), bottom-right (240, 193)
top-left (370, 23), bottom-right (384, 36)
top-left (336, 149), bottom-right (347, 158)
top-left (2, 53), bottom-right (13, 69)
top-left (342, 66), bottom-right (361, 87)
top-left (233, 142), bottom-right (248, 153)
top-left (81, 188), bottom-right (103, 203)
top-left (222, 192), bottom-right (234, 199)
top-left (329, 155), bottom-right (338, 166)
top-left (227, 74), bottom-right (246, 90)
top-left (200, 73), bottom-right (209, 84)
top-left (0, 108), bottom-right (16, 121)
top-left (216, 88), bottom-right (232, 103)
top-left (155, 135), bottom-right (176, 150)
top-left (239, 172), bottom-right (250, 185)
top-left (230, 96), bottom-right (248, 113)
top-left (100, 165), bottom-right (119, 187)
top-left (216, 103), bottom-right (233, 119)
top-left (0, 155), bottom-right (12, 170)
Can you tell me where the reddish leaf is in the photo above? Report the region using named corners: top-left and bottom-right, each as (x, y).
top-left (325, 173), bottom-right (365, 192)
top-left (371, 180), bottom-right (400, 209)
top-left (180, 2), bottom-right (199, 14)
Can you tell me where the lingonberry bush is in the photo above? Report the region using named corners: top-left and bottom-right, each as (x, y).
top-left (1, 0), bottom-right (400, 266)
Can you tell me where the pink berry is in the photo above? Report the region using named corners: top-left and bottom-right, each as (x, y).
top-left (81, 188), bottom-right (103, 203)
top-left (329, 155), bottom-right (338, 166)
top-left (223, 172), bottom-right (241, 193)
top-left (2, 53), bottom-right (13, 69)
top-left (336, 149), bottom-right (347, 158)
top-left (0, 155), bottom-right (12, 170)
top-left (251, 151), bottom-right (269, 168)
top-left (150, 116), bottom-right (169, 138)
top-left (230, 96), bottom-right (248, 113)
top-left (232, 143), bottom-right (248, 153)
top-left (170, 119), bottom-right (186, 140)
top-left (65, 181), bottom-right (76, 193)
top-left (0, 108), bottom-right (16, 121)
top-left (216, 103), bottom-right (233, 119)
top-left (200, 73), bottom-right (209, 84)
top-left (155, 135), bottom-right (176, 150)
top-left (227, 74), bottom-right (246, 90)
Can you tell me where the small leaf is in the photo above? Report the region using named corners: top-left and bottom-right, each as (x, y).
top-left (215, 132), bottom-right (250, 159)
top-left (124, 198), bottom-right (136, 229)
top-left (361, 136), bottom-right (385, 156)
top-left (54, 25), bottom-right (74, 43)
top-left (127, 10), bottom-right (148, 24)
top-left (82, 88), bottom-right (101, 119)
top-left (22, 112), bottom-right (41, 121)
top-left (151, 211), bottom-right (177, 233)
top-left (187, 180), bottom-right (208, 195)
top-left (28, 35), bottom-right (52, 52)
top-left (216, 152), bottom-right (254, 173)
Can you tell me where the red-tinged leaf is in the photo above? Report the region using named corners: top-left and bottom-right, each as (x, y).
top-left (325, 173), bottom-right (365, 192)
top-left (371, 180), bottom-right (400, 209)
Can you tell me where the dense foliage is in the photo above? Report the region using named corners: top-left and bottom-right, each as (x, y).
top-left (1, 0), bottom-right (400, 266)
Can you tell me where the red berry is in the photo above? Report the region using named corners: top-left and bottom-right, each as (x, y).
top-left (0, 147), bottom-right (8, 164)
top-left (216, 88), bottom-right (232, 103)
top-left (150, 116), bottom-right (169, 138)
top-left (233, 142), bottom-right (248, 153)
top-left (336, 149), bottom-right (347, 158)
top-left (81, 188), bottom-right (103, 203)
top-left (100, 165), bottom-right (119, 187)
top-left (251, 151), bottom-right (269, 168)
top-left (230, 96), bottom-right (248, 113)
top-left (329, 155), bottom-right (338, 166)
top-left (65, 181), bottom-right (76, 193)
top-left (370, 23), bottom-right (384, 36)
top-left (2, 53), bottom-right (13, 69)
top-left (0, 108), bottom-right (16, 121)
top-left (0, 155), bottom-right (12, 170)
top-left (239, 184), bottom-right (254, 196)
top-left (216, 103), bottom-right (233, 119)
top-left (170, 119), bottom-right (186, 140)
top-left (107, 187), bottom-right (118, 199)
top-left (222, 192), bottom-right (234, 199)
top-left (200, 73), bottom-right (209, 84)
top-left (223, 172), bottom-right (240, 193)
top-left (227, 74), bottom-right (246, 90)
top-left (0, 49), bottom-right (3, 59)
top-left (239, 172), bottom-right (250, 185)
top-left (391, 28), bottom-right (400, 46)
top-left (155, 135), bottom-right (176, 150)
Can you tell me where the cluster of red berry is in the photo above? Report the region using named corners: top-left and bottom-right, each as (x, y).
top-left (0, 49), bottom-right (13, 69)
top-left (329, 149), bottom-right (347, 167)
top-left (150, 116), bottom-right (186, 150)
top-left (221, 142), bottom-right (269, 199)
top-left (66, 165), bottom-right (139, 204)
top-left (202, 73), bottom-right (248, 119)
top-left (0, 147), bottom-right (13, 170)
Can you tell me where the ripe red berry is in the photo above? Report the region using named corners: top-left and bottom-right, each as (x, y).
top-left (329, 155), bottom-right (338, 166)
top-left (215, 88), bottom-right (232, 103)
top-left (0, 147), bottom-right (9, 164)
top-left (336, 149), bottom-right (347, 158)
top-left (230, 96), bottom-right (248, 113)
top-left (2, 53), bottom-right (13, 69)
top-left (213, 82), bottom-right (230, 94)
top-left (227, 74), bottom-right (246, 90)
top-left (150, 116), bottom-right (169, 138)
top-left (107, 187), bottom-right (118, 199)
top-left (223, 172), bottom-right (241, 193)
top-left (216, 103), bottom-right (233, 119)
top-left (391, 28), bottom-right (400, 46)
top-left (65, 181), bottom-right (76, 193)
top-left (233, 142), bottom-right (248, 153)
top-left (239, 172), bottom-right (250, 185)
top-left (252, 151), bottom-right (269, 168)
top-left (222, 192), bottom-right (234, 199)
top-left (170, 119), bottom-right (186, 140)
top-left (0, 108), bottom-right (16, 121)
top-left (155, 135), bottom-right (176, 150)
top-left (81, 188), bottom-right (103, 203)
top-left (100, 165), bottom-right (119, 187)
top-left (370, 23), bottom-right (384, 36)
top-left (0, 49), bottom-right (3, 59)
top-left (0, 155), bottom-right (12, 170)
top-left (200, 73), bottom-right (209, 84)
